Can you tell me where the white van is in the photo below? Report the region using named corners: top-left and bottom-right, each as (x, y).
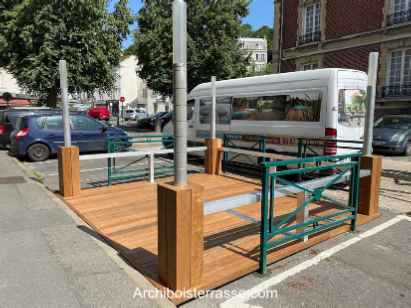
top-left (163, 68), bottom-right (367, 155)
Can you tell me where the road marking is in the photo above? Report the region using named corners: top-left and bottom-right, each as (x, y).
top-left (399, 214), bottom-right (411, 222)
top-left (220, 215), bottom-right (409, 308)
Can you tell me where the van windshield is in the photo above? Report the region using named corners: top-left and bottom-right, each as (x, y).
top-left (338, 89), bottom-right (366, 128)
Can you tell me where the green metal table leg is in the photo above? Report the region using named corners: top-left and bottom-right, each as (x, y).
top-left (259, 168), bottom-right (270, 274)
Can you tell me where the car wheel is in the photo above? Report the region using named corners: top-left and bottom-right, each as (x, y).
top-left (27, 143), bottom-right (50, 162)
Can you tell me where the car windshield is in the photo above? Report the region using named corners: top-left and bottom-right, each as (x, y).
top-left (126, 110), bottom-right (134, 113)
top-left (375, 117), bottom-right (411, 129)
top-left (158, 112), bottom-right (169, 119)
top-left (154, 112), bottom-right (166, 118)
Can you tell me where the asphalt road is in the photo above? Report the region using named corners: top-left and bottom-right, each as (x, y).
top-left (20, 152), bottom-right (204, 192)
top-left (380, 153), bottom-right (411, 162)
top-left (14, 147), bottom-right (411, 194)
top-left (6, 127), bottom-right (201, 191)
top-left (182, 212), bottom-right (411, 308)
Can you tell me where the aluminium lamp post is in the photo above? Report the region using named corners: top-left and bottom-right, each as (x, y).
top-left (173, 0), bottom-right (188, 186)
top-left (59, 60), bottom-right (71, 147)
top-left (211, 76), bottom-right (216, 139)
top-left (363, 52), bottom-right (379, 156)
top-left (57, 60), bottom-right (80, 198)
top-left (157, 1), bottom-right (204, 290)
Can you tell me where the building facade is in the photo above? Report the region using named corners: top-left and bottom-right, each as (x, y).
top-left (238, 37), bottom-right (268, 72)
top-left (0, 68), bottom-right (34, 108)
top-left (94, 56), bottom-right (171, 115)
top-left (273, 0), bottom-right (411, 117)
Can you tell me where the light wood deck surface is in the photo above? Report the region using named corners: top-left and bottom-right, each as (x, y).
top-left (63, 173), bottom-right (376, 304)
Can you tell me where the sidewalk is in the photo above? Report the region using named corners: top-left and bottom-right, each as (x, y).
top-left (0, 151), bottom-right (168, 308)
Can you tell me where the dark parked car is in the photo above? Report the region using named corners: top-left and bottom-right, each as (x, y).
top-left (0, 107), bottom-right (59, 149)
top-left (9, 114), bottom-right (129, 161)
top-left (136, 112), bottom-right (172, 131)
top-left (373, 115), bottom-right (411, 155)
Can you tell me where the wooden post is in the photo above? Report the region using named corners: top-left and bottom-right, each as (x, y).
top-left (296, 192), bottom-right (309, 242)
top-left (157, 182), bottom-right (204, 290)
top-left (205, 138), bottom-right (222, 175)
top-left (358, 155), bottom-right (382, 217)
top-left (58, 146), bottom-right (81, 197)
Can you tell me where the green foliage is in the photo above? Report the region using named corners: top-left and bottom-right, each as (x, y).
top-left (0, 0), bottom-right (132, 106)
top-left (239, 23), bottom-right (254, 37)
top-left (247, 63), bottom-right (273, 77)
top-left (134, 0), bottom-right (250, 96)
top-left (254, 25), bottom-right (273, 51)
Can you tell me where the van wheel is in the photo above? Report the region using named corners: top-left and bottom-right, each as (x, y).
top-left (27, 143), bottom-right (50, 162)
top-left (404, 143), bottom-right (411, 156)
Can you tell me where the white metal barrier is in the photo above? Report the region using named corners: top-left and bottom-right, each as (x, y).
top-left (79, 146), bottom-right (207, 183)
top-left (221, 147), bottom-right (298, 161)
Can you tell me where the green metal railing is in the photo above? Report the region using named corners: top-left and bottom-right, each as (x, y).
top-left (106, 135), bottom-right (174, 185)
top-left (222, 134), bottom-right (363, 177)
top-left (222, 134), bottom-right (269, 176)
top-left (259, 153), bottom-right (361, 274)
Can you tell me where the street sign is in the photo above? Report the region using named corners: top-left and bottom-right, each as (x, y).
top-left (119, 96), bottom-right (125, 103)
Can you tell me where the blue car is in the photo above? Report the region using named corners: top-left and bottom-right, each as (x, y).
top-left (10, 114), bottom-right (129, 161)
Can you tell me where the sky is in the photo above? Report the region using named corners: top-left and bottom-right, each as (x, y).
top-left (115, 0), bottom-right (274, 49)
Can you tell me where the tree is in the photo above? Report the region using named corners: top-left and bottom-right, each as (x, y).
top-left (254, 26), bottom-right (273, 52)
top-left (0, 0), bottom-right (132, 106)
top-left (239, 23), bottom-right (254, 37)
top-left (248, 63), bottom-right (273, 77)
top-left (134, 0), bottom-right (250, 97)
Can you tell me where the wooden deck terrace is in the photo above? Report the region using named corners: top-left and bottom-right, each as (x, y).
top-left (62, 173), bottom-right (377, 304)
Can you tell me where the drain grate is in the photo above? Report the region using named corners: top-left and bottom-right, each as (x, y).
top-left (0, 176), bottom-right (26, 184)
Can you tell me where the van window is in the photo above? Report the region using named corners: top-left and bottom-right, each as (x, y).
top-left (187, 99), bottom-right (195, 121)
top-left (199, 97), bottom-right (231, 124)
top-left (232, 91), bottom-right (322, 122)
top-left (338, 89), bottom-right (366, 127)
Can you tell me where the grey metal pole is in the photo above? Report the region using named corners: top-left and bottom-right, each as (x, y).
top-left (363, 52), bottom-right (379, 156)
top-left (173, 63), bottom-right (187, 185)
top-left (173, 0), bottom-right (187, 186)
top-left (59, 60), bottom-right (71, 147)
top-left (211, 76), bottom-right (217, 139)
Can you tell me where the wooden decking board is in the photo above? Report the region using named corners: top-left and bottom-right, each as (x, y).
top-left (86, 202), bottom-right (152, 219)
top-left (65, 180), bottom-right (150, 200)
top-left (62, 173), bottom-right (378, 305)
top-left (70, 186), bottom-right (157, 208)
